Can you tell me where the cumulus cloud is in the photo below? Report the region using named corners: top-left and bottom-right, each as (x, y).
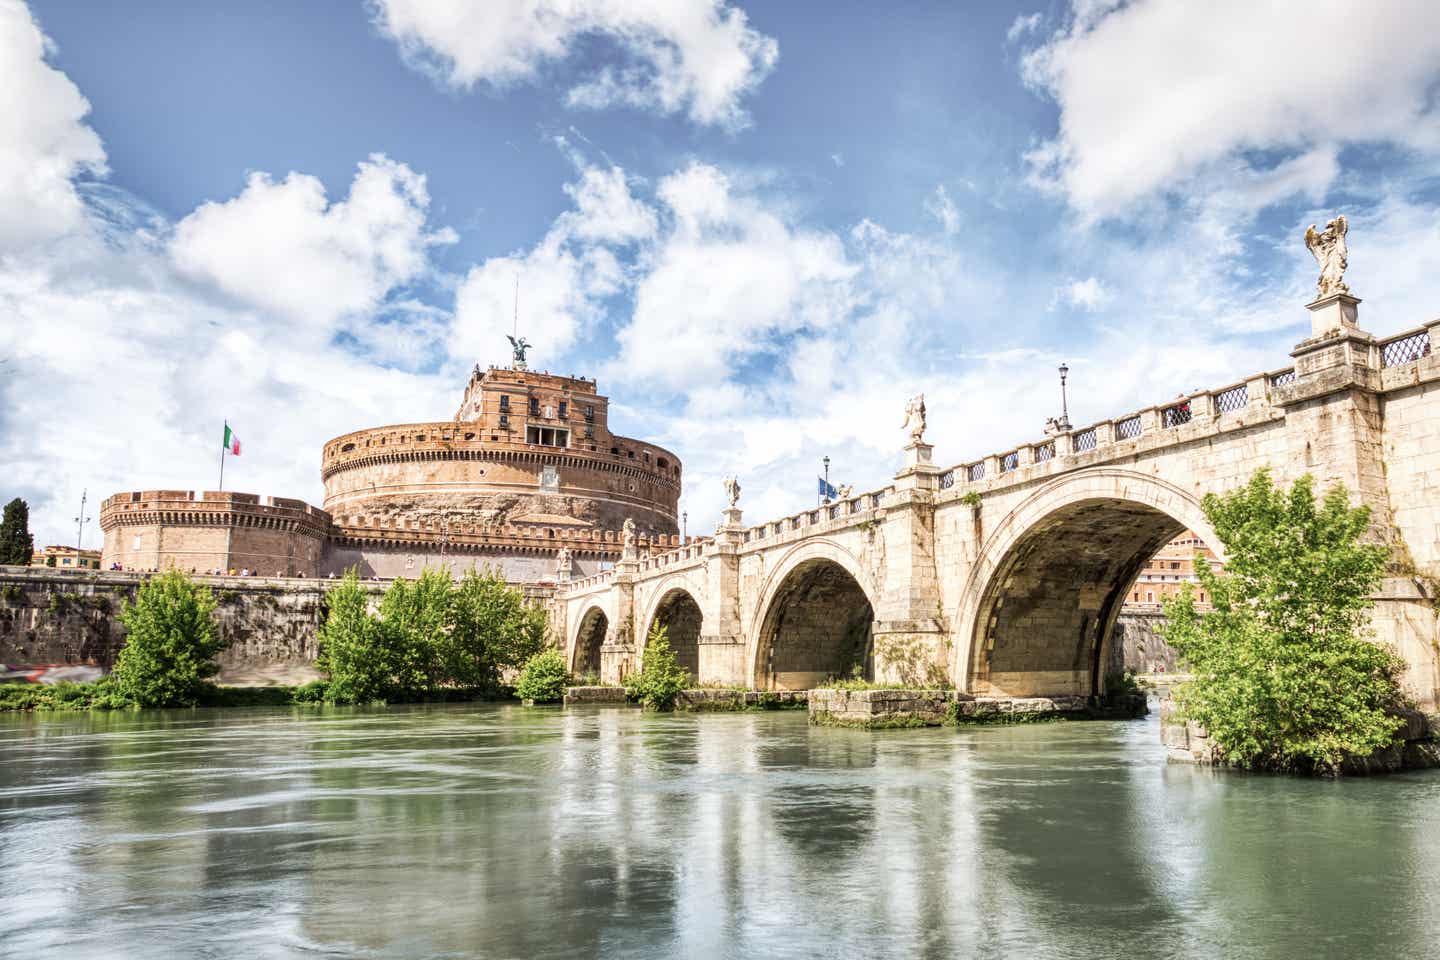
top-left (370, 0), bottom-right (778, 129)
top-left (170, 155), bottom-right (455, 337)
top-left (620, 163), bottom-right (858, 389)
top-left (0, 0), bottom-right (106, 253)
top-left (1020, 0), bottom-right (1440, 219)
top-left (1005, 12), bottom-right (1042, 43)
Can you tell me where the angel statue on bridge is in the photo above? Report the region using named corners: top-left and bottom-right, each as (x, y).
top-left (901, 394), bottom-right (927, 443)
top-left (723, 474), bottom-right (741, 509)
top-left (1304, 215), bottom-right (1349, 299)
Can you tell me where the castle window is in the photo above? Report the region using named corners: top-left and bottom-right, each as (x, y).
top-left (559, 401), bottom-right (567, 419)
top-left (627, 450), bottom-right (635, 459)
top-left (584, 404), bottom-right (594, 422)
top-left (416, 434), bottom-right (426, 441)
top-left (341, 443), bottom-right (355, 452)
top-left (611, 447), bottom-right (620, 456)
top-left (464, 432), bottom-right (475, 440)
top-left (529, 397), bottom-right (540, 416)
top-left (584, 427), bottom-right (594, 439)
top-left (526, 426), bottom-right (569, 447)
top-left (499, 395), bottom-right (510, 411)
top-left (657, 457), bottom-right (668, 469)
top-left (499, 414), bottom-right (509, 427)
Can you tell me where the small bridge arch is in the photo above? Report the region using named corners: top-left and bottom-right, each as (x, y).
top-left (570, 603), bottom-right (610, 676)
top-left (638, 579), bottom-right (705, 680)
top-left (748, 539), bottom-right (880, 690)
top-left (953, 469), bottom-right (1221, 697)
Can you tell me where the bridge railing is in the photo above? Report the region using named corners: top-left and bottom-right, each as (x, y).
top-left (934, 357), bottom-right (1323, 491)
top-left (1379, 324), bottom-right (1432, 367)
top-left (741, 487), bottom-right (891, 544)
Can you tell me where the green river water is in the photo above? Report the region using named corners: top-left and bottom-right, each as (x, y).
top-left (2, 703), bottom-right (1439, 959)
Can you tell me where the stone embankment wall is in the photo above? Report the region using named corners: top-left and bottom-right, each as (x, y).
top-left (0, 567), bottom-right (329, 683)
top-left (1, 567), bottom-right (557, 685)
top-left (1107, 608), bottom-right (1181, 676)
top-left (808, 689), bottom-right (1148, 728)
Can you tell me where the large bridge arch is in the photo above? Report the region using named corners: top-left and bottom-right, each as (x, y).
top-left (639, 580), bottom-right (704, 680)
top-left (953, 469), bottom-right (1222, 698)
top-left (748, 539), bottom-right (880, 690)
top-left (570, 604), bottom-right (610, 676)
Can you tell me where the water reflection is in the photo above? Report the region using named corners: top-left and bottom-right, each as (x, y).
top-left (2, 706), bottom-right (1439, 958)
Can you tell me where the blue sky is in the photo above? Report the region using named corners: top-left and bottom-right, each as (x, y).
top-left (4, 0), bottom-right (1440, 546)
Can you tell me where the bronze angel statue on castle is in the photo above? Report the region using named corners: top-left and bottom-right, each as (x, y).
top-left (1304, 215), bottom-right (1349, 299)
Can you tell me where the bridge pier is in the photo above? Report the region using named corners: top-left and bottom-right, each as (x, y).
top-left (696, 508), bottom-right (747, 685)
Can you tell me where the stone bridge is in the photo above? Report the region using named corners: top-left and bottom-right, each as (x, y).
top-left (552, 294), bottom-right (1440, 712)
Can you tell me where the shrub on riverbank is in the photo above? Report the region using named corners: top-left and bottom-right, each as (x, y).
top-left (318, 568), bottom-right (546, 704)
top-left (0, 680), bottom-right (330, 711)
top-left (1161, 469), bottom-right (1405, 775)
top-left (112, 570), bottom-right (225, 707)
top-left (515, 649), bottom-right (569, 703)
top-left (625, 624), bottom-right (691, 711)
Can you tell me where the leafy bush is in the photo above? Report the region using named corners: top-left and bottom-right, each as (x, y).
top-left (112, 570), bottom-right (225, 707)
top-left (515, 649), bottom-right (570, 703)
top-left (1161, 469), bottom-right (1405, 774)
top-left (317, 567), bottom-right (550, 704)
top-left (625, 623), bottom-right (692, 711)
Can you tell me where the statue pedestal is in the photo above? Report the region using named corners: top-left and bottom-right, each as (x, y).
top-left (902, 440), bottom-right (933, 470)
top-left (718, 507), bottom-right (743, 528)
top-left (1307, 292), bottom-right (1361, 338)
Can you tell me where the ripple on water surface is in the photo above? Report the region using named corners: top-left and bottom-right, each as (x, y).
top-left (2, 704), bottom-right (1439, 959)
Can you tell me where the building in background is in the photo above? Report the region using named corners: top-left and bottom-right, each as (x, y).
top-left (31, 545), bottom-right (102, 570)
top-left (1125, 530), bottom-right (1221, 607)
top-left (99, 365), bottom-right (684, 581)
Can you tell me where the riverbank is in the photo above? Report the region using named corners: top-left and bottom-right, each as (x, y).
top-left (809, 688), bottom-right (1150, 728)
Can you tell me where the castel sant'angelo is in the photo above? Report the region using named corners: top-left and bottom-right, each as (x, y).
top-left (98, 346), bottom-right (683, 582)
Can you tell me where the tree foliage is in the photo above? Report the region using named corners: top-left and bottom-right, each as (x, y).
top-left (317, 567), bottom-right (549, 703)
top-left (0, 498), bottom-right (34, 565)
top-left (1160, 469), bottom-right (1405, 774)
top-left (625, 623), bottom-right (692, 711)
top-left (515, 649), bottom-right (570, 703)
top-left (112, 570), bottom-right (225, 707)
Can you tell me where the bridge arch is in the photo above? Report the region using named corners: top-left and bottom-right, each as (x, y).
top-left (570, 604), bottom-right (609, 676)
top-left (749, 539), bottom-right (879, 690)
top-left (639, 581), bottom-right (704, 680)
top-left (953, 469), bottom-right (1221, 698)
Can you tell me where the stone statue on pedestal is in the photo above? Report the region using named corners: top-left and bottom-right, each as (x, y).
top-left (902, 394), bottom-right (927, 443)
top-left (1305, 215), bottom-right (1349, 298)
top-left (723, 475), bottom-right (741, 509)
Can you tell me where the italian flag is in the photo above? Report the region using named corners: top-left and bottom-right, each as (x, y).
top-left (223, 423), bottom-right (241, 456)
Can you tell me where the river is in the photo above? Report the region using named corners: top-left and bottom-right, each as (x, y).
top-left (2, 703), bottom-right (1438, 959)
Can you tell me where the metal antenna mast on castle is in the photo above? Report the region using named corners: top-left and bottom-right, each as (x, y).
top-left (513, 273), bottom-right (519, 342)
top-left (73, 489), bottom-right (90, 552)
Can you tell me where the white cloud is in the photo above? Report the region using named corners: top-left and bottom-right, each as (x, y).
top-left (1021, 0), bottom-right (1440, 219)
top-left (370, 0), bottom-right (778, 129)
top-left (925, 184), bottom-right (960, 235)
top-left (170, 155), bottom-right (455, 338)
top-left (1005, 12), bottom-right (1042, 43)
top-left (0, 0), bottom-right (106, 253)
top-left (1053, 276), bottom-right (1108, 311)
top-left (619, 163), bottom-right (858, 389)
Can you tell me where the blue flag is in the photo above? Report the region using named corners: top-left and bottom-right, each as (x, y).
top-left (818, 476), bottom-right (837, 500)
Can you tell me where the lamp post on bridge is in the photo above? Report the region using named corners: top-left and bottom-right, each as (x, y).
top-left (1057, 363), bottom-right (1072, 432)
top-left (822, 456), bottom-right (831, 505)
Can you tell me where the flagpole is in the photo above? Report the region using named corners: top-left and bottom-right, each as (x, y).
top-left (219, 421), bottom-right (226, 491)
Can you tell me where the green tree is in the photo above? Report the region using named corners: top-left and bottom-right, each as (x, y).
top-left (626, 623), bottom-right (692, 711)
top-left (112, 570), bottom-right (225, 706)
top-left (377, 569), bottom-right (453, 698)
top-left (444, 568), bottom-right (547, 690)
top-left (0, 498), bottom-right (34, 565)
top-left (515, 648), bottom-right (570, 703)
top-left (317, 571), bottom-right (397, 704)
top-left (1161, 469), bottom-right (1405, 774)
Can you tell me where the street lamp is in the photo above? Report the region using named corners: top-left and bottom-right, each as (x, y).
top-left (1058, 363), bottom-right (1071, 432)
top-left (682, 510), bottom-right (688, 542)
top-left (822, 456), bottom-right (831, 504)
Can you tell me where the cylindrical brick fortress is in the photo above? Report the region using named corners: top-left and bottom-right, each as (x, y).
top-left (318, 366), bottom-right (681, 579)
